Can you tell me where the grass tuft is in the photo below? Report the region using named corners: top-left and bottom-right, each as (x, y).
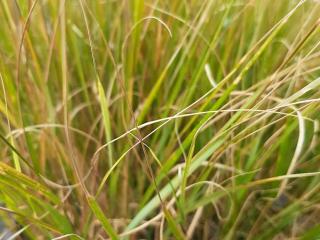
top-left (1, 0), bottom-right (320, 239)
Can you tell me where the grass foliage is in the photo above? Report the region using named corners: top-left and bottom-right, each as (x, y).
top-left (1, 0), bottom-right (320, 239)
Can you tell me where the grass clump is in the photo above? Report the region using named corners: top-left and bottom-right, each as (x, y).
top-left (1, 0), bottom-right (320, 239)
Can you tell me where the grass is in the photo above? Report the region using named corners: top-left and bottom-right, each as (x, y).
top-left (0, 0), bottom-right (320, 239)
